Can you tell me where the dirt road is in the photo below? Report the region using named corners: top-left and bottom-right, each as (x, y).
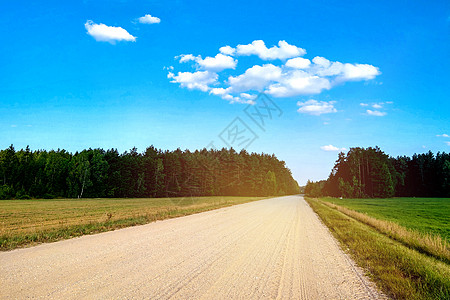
top-left (0, 196), bottom-right (383, 299)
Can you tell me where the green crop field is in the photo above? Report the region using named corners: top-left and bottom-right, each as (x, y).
top-left (320, 197), bottom-right (450, 240)
top-left (306, 197), bottom-right (450, 300)
top-left (0, 196), bottom-right (267, 250)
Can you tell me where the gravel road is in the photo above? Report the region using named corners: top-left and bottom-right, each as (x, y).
top-left (0, 196), bottom-right (384, 299)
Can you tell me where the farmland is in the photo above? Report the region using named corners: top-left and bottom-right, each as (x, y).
top-left (306, 197), bottom-right (450, 299)
top-left (320, 197), bottom-right (449, 240)
top-left (0, 196), bottom-right (266, 250)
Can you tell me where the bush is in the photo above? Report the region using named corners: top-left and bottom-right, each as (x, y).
top-left (0, 185), bottom-right (14, 200)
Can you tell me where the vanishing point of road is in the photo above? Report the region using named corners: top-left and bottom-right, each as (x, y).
top-left (0, 196), bottom-right (384, 299)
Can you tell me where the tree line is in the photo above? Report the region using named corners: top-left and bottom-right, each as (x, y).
top-left (0, 145), bottom-right (299, 200)
top-left (305, 147), bottom-right (450, 198)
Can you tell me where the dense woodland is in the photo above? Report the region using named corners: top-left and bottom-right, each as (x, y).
top-left (306, 147), bottom-right (450, 198)
top-left (0, 145), bottom-right (299, 200)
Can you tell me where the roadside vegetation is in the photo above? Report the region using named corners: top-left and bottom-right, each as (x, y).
top-left (306, 197), bottom-right (450, 300)
top-left (0, 196), bottom-right (267, 250)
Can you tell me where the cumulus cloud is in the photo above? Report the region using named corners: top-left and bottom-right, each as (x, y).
top-left (197, 54), bottom-right (237, 71)
top-left (437, 134), bottom-right (449, 138)
top-left (320, 145), bottom-right (346, 152)
top-left (310, 56), bottom-right (380, 81)
top-left (169, 40), bottom-right (380, 103)
top-left (177, 53), bottom-right (237, 71)
top-left (233, 40), bottom-right (306, 60)
top-left (228, 64), bottom-right (282, 93)
top-left (366, 110), bottom-right (387, 116)
top-left (219, 45), bottom-right (235, 55)
top-left (297, 100), bottom-right (337, 116)
top-left (167, 71), bottom-right (217, 92)
top-left (85, 20), bottom-right (136, 44)
top-left (285, 57), bottom-right (311, 69)
top-left (138, 14), bottom-right (161, 24)
top-left (267, 71), bottom-right (331, 97)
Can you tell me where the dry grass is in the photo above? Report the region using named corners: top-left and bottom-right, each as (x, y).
top-left (321, 201), bottom-right (450, 263)
top-left (0, 196), bottom-right (267, 250)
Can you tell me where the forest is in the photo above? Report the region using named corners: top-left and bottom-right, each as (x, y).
top-left (305, 147), bottom-right (450, 198)
top-left (0, 145), bottom-right (299, 200)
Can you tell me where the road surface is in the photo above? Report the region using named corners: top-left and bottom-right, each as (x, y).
top-left (0, 196), bottom-right (384, 299)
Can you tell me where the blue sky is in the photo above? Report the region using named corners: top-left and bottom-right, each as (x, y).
top-left (1, 0), bottom-right (449, 185)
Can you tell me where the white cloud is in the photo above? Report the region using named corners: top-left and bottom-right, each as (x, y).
top-left (240, 93), bottom-right (256, 101)
top-left (169, 40), bottom-right (381, 103)
top-left (437, 134), bottom-right (450, 138)
top-left (178, 54), bottom-right (196, 63)
top-left (366, 109), bottom-right (387, 116)
top-left (234, 40), bottom-right (306, 60)
top-left (372, 103), bottom-right (383, 109)
top-left (168, 71), bottom-right (217, 92)
top-left (85, 20), bottom-right (136, 44)
top-left (297, 100), bottom-right (337, 116)
top-left (138, 14), bottom-right (161, 24)
top-left (320, 145), bottom-right (346, 152)
top-left (310, 57), bottom-right (380, 81)
top-left (267, 70), bottom-right (331, 97)
top-left (228, 64), bottom-right (282, 93)
top-left (446, 141), bottom-right (450, 146)
top-left (285, 57), bottom-right (311, 69)
top-left (196, 54), bottom-right (237, 71)
top-left (177, 53), bottom-right (236, 71)
top-left (219, 45), bottom-right (235, 55)
top-left (340, 63), bottom-right (380, 81)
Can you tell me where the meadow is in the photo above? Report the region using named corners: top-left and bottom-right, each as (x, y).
top-left (320, 197), bottom-right (450, 240)
top-left (0, 196), bottom-right (266, 250)
top-left (306, 197), bottom-right (450, 299)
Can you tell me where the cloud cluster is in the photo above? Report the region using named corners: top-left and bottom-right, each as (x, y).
top-left (320, 145), bottom-right (347, 152)
top-left (169, 40), bottom-right (381, 103)
top-left (167, 71), bottom-right (217, 92)
top-left (85, 20), bottom-right (136, 44)
top-left (227, 40), bottom-right (306, 60)
top-left (138, 14), bottom-right (161, 24)
top-left (86, 12), bottom-right (160, 44)
top-left (297, 100), bottom-right (337, 116)
top-left (366, 110), bottom-right (386, 117)
top-left (361, 101), bottom-right (392, 117)
top-left (178, 53), bottom-right (237, 72)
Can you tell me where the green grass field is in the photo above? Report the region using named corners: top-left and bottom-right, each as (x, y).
top-left (306, 197), bottom-right (450, 299)
top-left (0, 196), bottom-right (267, 250)
top-left (320, 197), bottom-right (450, 240)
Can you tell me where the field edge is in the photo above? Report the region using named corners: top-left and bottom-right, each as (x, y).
top-left (0, 196), bottom-right (270, 251)
top-left (305, 197), bottom-right (450, 300)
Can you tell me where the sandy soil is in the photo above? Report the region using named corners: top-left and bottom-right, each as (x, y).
top-left (0, 196), bottom-right (384, 299)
